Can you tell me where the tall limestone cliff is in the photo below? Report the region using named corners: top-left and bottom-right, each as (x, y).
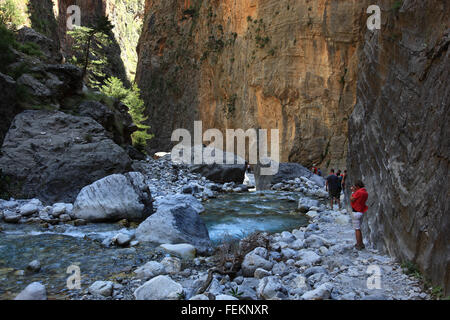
top-left (136, 0), bottom-right (369, 169)
top-left (348, 0), bottom-right (449, 294)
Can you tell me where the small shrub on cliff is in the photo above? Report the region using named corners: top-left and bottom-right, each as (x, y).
top-left (0, 24), bottom-right (16, 71)
top-left (0, 0), bottom-right (25, 29)
top-left (100, 76), bottom-right (153, 152)
top-left (14, 41), bottom-right (43, 57)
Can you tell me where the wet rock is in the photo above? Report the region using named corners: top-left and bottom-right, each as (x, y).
top-left (3, 210), bottom-right (21, 223)
top-left (19, 203), bottom-right (40, 216)
top-left (154, 194), bottom-right (205, 214)
top-left (14, 282), bottom-right (47, 300)
top-left (59, 214), bottom-right (71, 222)
top-left (73, 172), bottom-right (152, 222)
top-left (112, 233), bottom-right (134, 247)
top-left (26, 260), bottom-right (41, 273)
top-left (51, 203), bottom-right (70, 217)
top-left (135, 202), bottom-right (211, 253)
top-left (134, 275), bottom-right (183, 300)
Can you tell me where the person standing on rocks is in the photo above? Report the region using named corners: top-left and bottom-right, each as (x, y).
top-left (326, 169), bottom-right (341, 210)
top-left (350, 180), bottom-right (368, 250)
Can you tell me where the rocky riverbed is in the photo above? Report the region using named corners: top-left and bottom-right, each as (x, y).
top-left (0, 156), bottom-right (432, 300)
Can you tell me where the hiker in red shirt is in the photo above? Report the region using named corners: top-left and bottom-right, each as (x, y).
top-left (350, 180), bottom-right (368, 250)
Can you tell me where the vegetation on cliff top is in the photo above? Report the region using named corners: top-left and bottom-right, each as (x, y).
top-left (100, 76), bottom-right (153, 152)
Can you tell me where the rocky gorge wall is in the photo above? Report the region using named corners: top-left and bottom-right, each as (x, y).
top-left (136, 0), bottom-right (369, 169)
top-left (348, 0), bottom-right (449, 294)
top-left (14, 0), bottom-right (144, 82)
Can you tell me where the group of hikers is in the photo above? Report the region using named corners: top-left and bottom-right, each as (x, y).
top-left (311, 165), bottom-right (368, 251)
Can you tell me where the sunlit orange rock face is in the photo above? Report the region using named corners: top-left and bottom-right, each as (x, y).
top-left (136, 0), bottom-right (368, 169)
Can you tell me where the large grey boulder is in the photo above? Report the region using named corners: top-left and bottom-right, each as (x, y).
top-left (14, 282), bottom-right (47, 300)
top-left (134, 275), bottom-right (183, 300)
top-left (77, 100), bottom-right (135, 146)
top-left (135, 202), bottom-right (211, 253)
top-left (254, 161), bottom-right (324, 190)
top-left (72, 172), bottom-right (152, 222)
top-left (154, 194), bottom-right (204, 214)
top-left (173, 146), bottom-right (246, 184)
top-left (0, 111), bottom-right (132, 204)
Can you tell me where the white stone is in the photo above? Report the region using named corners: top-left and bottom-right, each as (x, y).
top-left (134, 275), bottom-right (183, 300)
top-left (161, 257), bottom-right (182, 274)
top-left (51, 203), bottom-right (68, 217)
top-left (215, 294), bottom-right (239, 300)
top-left (20, 204), bottom-right (39, 216)
top-left (134, 261), bottom-right (166, 280)
top-left (14, 282), bottom-right (47, 300)
top-left (254, 268), bottom-right (272, 279)
top-left (189, 294), bottom-right (209, 300)
top-left (301, 282), bottom-right (333, 300)
top-left (295, 250), bottom-right (322, 266)
top-left (241, 247), bottom-right (273, 277)
top-left (88, 281), bottom-right (114, 297)
top-left (159, 243), bottom-right (196, 259)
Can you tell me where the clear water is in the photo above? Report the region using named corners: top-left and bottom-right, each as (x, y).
top-left (0, 191), bottom-right (308, 299)
top-left (202, 191), bottom-right (308, 243)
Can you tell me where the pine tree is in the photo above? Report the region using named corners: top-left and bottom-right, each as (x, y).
top-left (68, 16), bottom-right (114, 87)
top-left (100, 77), bottom-right (153, 152)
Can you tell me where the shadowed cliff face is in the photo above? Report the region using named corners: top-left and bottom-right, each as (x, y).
top-left (348, 0), bottom-right (449, 294)
top-left (136, 0), bottom-right (368, 169)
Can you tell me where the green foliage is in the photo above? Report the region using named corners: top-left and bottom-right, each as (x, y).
top-left (0, 24), bottom-right (16, 71)
top-left (392, 1), bottom-right (402, 11)
top-left (229, 287), bottom-right (243, 298)
top-left (0, 0), bottom-right (25, 29)
top-left (255, 35), bottom-right (270, 48)
top-left (401, 261), bottom-right (422, 279)
top-left (68, 16), bottom-right (114, 88)
top-left (100, 77), bottom-right (153, 151)
top-left (14, 41), bottom-right (43, 57)
top-left (224, 94), bottom-right (238, 119)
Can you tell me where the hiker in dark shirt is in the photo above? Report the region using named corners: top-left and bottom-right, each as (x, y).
top-left (326, 169), bottom-right (341, 210)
